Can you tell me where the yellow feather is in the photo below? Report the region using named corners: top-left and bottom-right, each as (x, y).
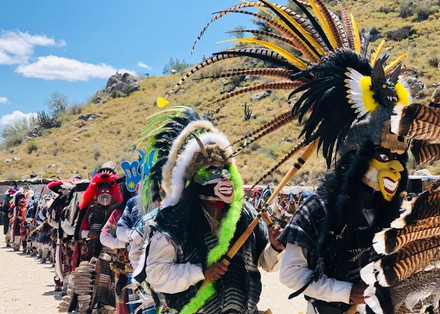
top-left (370, 39), bottom-right (386, 66)
top-left (350, 13), bottom-right (360, 54)
top-left (308, 0), bottom-right (337, 49)
top-left (360, 76), bottom-right (378, 112)
top-left (219, 38), bottom-right (308, 69)
top-left (384, 53), bottom-right (409, 74)
top-left (156, 97), bottom-right (169, 108)
top-left (396, 81), bottom-right (410, 106)
top-left (262, 0), bottom-right (324, 57)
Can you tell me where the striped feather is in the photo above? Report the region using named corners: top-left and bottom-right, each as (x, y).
top-left (259, 0), bottom-right (325, 57)
top-left (167, 49), bottom-right (295, 96)
top-left (329, 11), bottom-right (350, 49)
top-left (227, 29), bottom-right (306, 58)
top-left (226, 8), bottom-right (319, 62)
top-left (411, 141), bottom-right (440, 164)
top-left (373, 237), bottom-right (440, 287)
top-left (392, 184), bottom-right (440, 228)
top-left (221, 38), bottom-right (308, 69)
top-left (398, 104), bottom-right (440, 143)
top-left (337, 0), bottom-right (355, 51)
top-left (191, 1), bottom-right (263, 54)
top-left (192, 67), bottom-right (295, 81)
top-left (208, 81), bottom-right (304, 105)
top-left (373, 216), bottom-right (440, 254)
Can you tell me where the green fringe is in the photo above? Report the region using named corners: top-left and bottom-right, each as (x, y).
top-left (180, 163), bottom-right (244, 313)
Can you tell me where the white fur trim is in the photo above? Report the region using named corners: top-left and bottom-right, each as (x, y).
top-left (161, 121), bottom-right (218, 195)
top-left (364, 284), bottom-right (384, 314)
top-left (360, 260), bottom-right (378, 285)
top-left (372, 228), bottom-right (389, 254)
top-left (162, 132), bottom-right (233, 207)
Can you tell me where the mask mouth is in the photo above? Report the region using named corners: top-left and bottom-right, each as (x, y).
top-left (383, 177), bottom-right (399, 194)
top-left (97, 193), bottom-right (112, 206)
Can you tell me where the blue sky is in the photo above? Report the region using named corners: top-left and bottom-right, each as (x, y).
top-left (0, 0), bottom-right (271, 129)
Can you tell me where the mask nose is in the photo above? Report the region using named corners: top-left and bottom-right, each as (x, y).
top-left (389, 160), bottom-right (403, 173)
top-left (221, 169), bottom-right (230, 180)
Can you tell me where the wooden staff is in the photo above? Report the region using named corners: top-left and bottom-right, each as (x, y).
top-left (222, 139), bottom-right (319, 264)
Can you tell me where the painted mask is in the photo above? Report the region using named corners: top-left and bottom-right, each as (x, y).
top-left (96, 183), bottom-right (112, 206)
top-left (194, 166), bottom-right (234, 204)
top-left (362, 148), bottom-right (404, 201)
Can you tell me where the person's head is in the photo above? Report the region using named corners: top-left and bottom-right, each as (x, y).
top-left (194, 162), bottom-right (233, 204)
top-left (14, 192), bottom-right (25, 207)
top-left (361, 146), bottom-right (405, 201)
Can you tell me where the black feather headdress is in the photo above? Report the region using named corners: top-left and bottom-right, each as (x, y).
top-left (161, 0), bottom-right (411, 180)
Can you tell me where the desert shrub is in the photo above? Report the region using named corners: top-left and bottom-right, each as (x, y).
top-left (399, 0), bottom-right (415, 18)
top-left (69, 104), bottom-right (83, 115)
top-left (427, 54), bottom-right (440, 67)
top-left (1, 116), bottom-right (37, 148)
top-left (26, 141), bottom-right (38, 154)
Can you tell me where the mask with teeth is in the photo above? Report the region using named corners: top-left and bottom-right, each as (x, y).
top-left (194, 165), bottom-right (234, 204)
top-left (361, 147), bottom-right (404, 201)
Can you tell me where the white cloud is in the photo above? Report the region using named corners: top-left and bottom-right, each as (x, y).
top-left (0, 97), bottom-right (8, 104)
top-left (16, 55), bottom-right (119, 81)
top-left (0, 31), bottom-right (64, 65)
top-left (0, 111), bottom-right (37, 125)
top-left (137, 62), bottom-right (151, 70)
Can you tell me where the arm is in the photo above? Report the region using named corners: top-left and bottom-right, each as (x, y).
top-left (279, 243), bottom-right (352, 304)
top-left (99, 231), bottom-right (126, 249)
top-left (146, 232), bottom-right (205, 294)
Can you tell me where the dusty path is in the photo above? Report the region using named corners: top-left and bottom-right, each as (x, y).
top-left (0, 238), bottom-right (306, 314)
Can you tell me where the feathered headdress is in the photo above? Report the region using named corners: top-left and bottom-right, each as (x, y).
top-left (162, 0), bottom-right (415, 177)
top-left (137, 106), bottom-right (234, 207)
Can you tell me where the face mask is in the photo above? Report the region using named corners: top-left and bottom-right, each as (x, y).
top-left (362, 148), bottom-right (404, 201)
top-left (96, 187), bottom-right (112, 206)
top-left (194, 166), bottom-right (234, 204)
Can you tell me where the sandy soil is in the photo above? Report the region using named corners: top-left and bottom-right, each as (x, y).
top-left (0, 238), bottom-right (306, 314)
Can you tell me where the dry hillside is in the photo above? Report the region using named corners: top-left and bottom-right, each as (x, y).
top-left (1, 0), bottom-right (440, 185)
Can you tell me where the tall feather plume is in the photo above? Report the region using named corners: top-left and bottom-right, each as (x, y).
top-left (309, 0), bottom-right (342, 49)
top-left (258, 0), bottom-right (325, 58)
top-left (337, 0), bottom-right (355, 50)
top-left (167, 49), bottom-right (296, 96)
top-left (328, 11), bottom-right (350, 49)
top-left (224, 8), bottom-right (320, 61)
top-left (191, 1), bottom-right (265, 54)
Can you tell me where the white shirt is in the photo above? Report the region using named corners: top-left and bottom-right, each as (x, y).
top-left (146, 231), bottom-right (283, 294)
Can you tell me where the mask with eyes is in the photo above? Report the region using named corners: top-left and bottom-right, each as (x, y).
top-left (361, 147), bottom-right (404, 201)
top-left (96, 182), bottom-right (113, 206)
top-left (194, 166), bottom-right (234, 204)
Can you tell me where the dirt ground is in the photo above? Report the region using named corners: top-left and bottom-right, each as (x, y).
top-left (0, 238), bottom-right (306, 314)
